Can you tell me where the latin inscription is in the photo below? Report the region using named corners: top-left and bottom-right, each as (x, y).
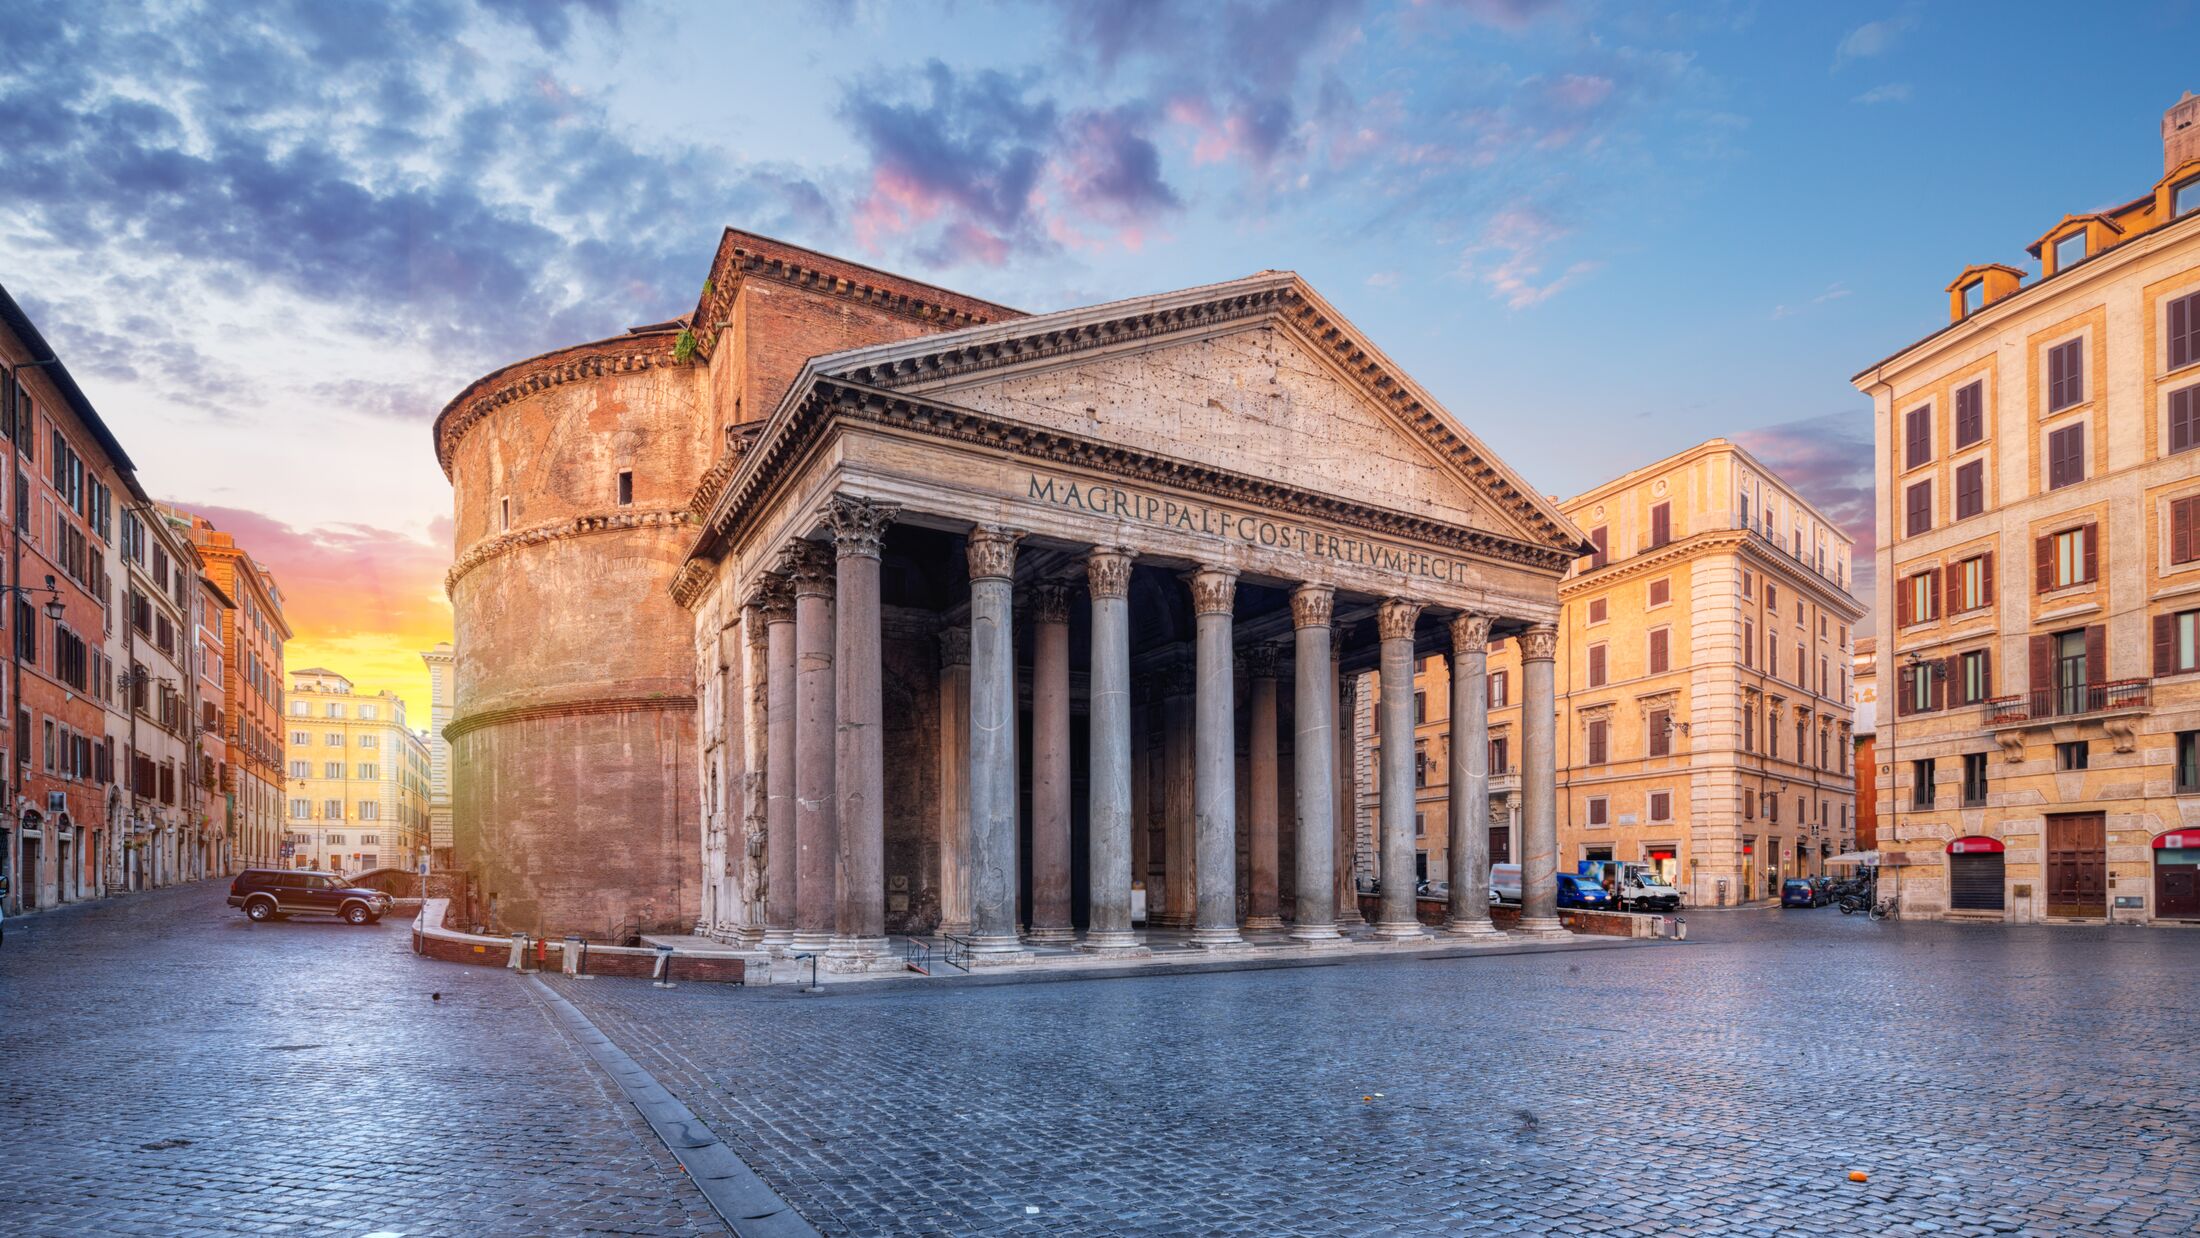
top-left (1028, 474), bottom-right (1470, 585)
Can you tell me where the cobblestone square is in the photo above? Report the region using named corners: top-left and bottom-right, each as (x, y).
top-left (6, 882), bottom-right (2199, 1236)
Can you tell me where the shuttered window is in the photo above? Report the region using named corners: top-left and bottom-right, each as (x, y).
top-left (1959, 649), bottom-right (1993, 704)
top-left (1950, 554), bottom-right (1993, 612)
top-left (2173, 496), bottom-right (2200, 565)
top-left (2047, 339), bottom-right (2085, 411)
top-left (1648, 709), bottom-right (1671, 757)
top-left (1587, 796), bottom-right (1608, 826)
top-left (1904, 406), bottom-right (1933, 468)
top-left (2157, 609), bottom-right (2200, 676)
top-left (1954, 381), bottom-right (1985, 447)
top-left (2047, 422), bottom-right (2086, 489)
top-left (1905, 480), bottom-right (1933, 536)
top-left (1649, 503), bottom-right (1671, 548)
top-left (1589, 526), bottom-right (1608, 569)
top-left (1954, 459), bottom-right (1985, 519)
top-left (1648, 629), bottom-right (1670, 674)
top-left (1898, 570), bottom-right (1938, 626)
top-left (1648, 578), bottom-right (1670, 606)
top-left (1649, 791), bottom-right (1671, 821)
top-left (2040, 524), bottom-right (2098, 590)
top-left (1587, 597), bottom-right (1607, 624)
top-left (1587, 719), bottom-right (1608, 765)
top-left (1587, 644), bottom-right (1607, 687)
top-left (2171, 290), bottom-right (2200, 371)
top-left (2171, 386), bottom-right (2198, 456)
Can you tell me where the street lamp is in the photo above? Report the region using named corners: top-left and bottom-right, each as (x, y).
top-left (0, 574), bottom-right (66, 621)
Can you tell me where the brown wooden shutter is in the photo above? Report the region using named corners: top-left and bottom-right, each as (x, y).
top-left (1943, 561), bottom-right (1962, 612)
top-left (2035, 535), bottom-right (2052, 592)
top-left (1905, 408), bottom-right (1927, 466)
top-left (1896, 577), bottom-right (1912, 627)
top-left (1926, 569), bottom-right (1940, 619)
top-left (1929, 660), bottom-right (1946, 711)
top-left (2029, 633), bottom-right (2053, 696)
top-left (1896, 666), bottom-right (1913, 715)
top-left (2158, 613), bottom-right (2178, 676)
top-left (1590, 526), bottom-right (1608, 567)
top-left (1651, 503), bottom-right (1670, 547)
top-left (1588, 644), bottom-right (1605, 685)
top-left (2173, 388), bottom-right (2197, 456)
top-left (1981, 552), bottom-right (1996, 606)
top-left (1650, 630), bottom-right (1668, 673)
top-left (1944, 654), bottom-right (1963, 706)
top-left (2172, 292), bottom-right (2197, 370)
top-left (2085, 624), bottom-right (2107, 687)
top-left (1981, 648), bottom-right (1993, 697)
top-left (1588, 720), bottom-right (1606, 764)
top-left (2082, 522), bottom-right (2099, 583)
top-left (2173, 496), bottom-right (2197, 565)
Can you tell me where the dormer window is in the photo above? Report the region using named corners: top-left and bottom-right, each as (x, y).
top-left (1961, 280), bottom-right (1985, 317)
top-left (2177, 176), bottom-right (2200, 218)
top-left (2053, 230), bottom-right (2087, 272)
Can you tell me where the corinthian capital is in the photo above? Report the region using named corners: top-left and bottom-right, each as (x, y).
top-left (965, 525), bottom-right (1022, 582)
top-left (824, 495), bottom-right (899, 560)
top-left (1240, 644), bottom-right (1282, 679)
top-left (1289, 582), bottom-right (1335, 630)
top-left (1520, 623), bottom-right (1559, 663)
top-left (776, 540), bottom-right (834, 598)
top-left (938, 626), bottom-right (970, 668)
top-left (1085, 547), bottom-right (1134, 600)
top-left (748, 572), bottom-right (794, 623)
top-left (1449, 612), bottom-right (1493, 652)
top-left (1376, 598), bottom-right (1422, 642)
top-left (1029, 582), bottom-right (1072, 625)
top-left (1189, 566), bottom-right (1237, 617)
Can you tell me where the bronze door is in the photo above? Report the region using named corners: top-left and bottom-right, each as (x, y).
top-left (2046, 813), bottom-right (2106, 917)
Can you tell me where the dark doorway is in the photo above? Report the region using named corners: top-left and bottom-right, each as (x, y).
top-left (2046, 813), bottom-right (2106, 917)
top-left (1488, 825), bottom-right (1511, 865)
top-left (2156, 841), bottom-right (2200, 919)
top-left (1948, 853), bottom-right (2005, 911)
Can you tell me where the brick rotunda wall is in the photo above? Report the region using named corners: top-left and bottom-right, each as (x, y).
top-left (439, 331), bottom-right (712, 942)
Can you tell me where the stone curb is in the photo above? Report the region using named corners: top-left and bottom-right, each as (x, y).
top-left (528, 976), bottom-right (819, 1238)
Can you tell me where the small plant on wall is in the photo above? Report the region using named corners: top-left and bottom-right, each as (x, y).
top-left (673, 328), bottom-right (698, 364)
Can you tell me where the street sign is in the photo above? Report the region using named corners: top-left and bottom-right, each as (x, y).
top-left (278, 842), bottom-right (295, 859)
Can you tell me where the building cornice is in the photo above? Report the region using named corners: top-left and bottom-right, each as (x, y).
top-left (445, 509), bottom-right (694, 596)
top-left (444, 693), bottom-right (695, 742)
top-left (433, 331), bottom-right (684, 477)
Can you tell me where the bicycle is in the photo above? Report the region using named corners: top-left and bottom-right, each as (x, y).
top-left (1867, 897), bottom-right (1897, 921)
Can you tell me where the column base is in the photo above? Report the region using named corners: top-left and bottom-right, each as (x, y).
top-left (936, 920), bottom-right (973, 939)
top-left (1078, 931), bottom-right (1150, 955)
top-left (1025, 925), bottom-right (1078, 945)
top-left (1287, 922), bottom-right (1345, 944)
top-left (1190, 925), bottom-right (1247, 949)
top-left (963, 933), bottom-right (1035, 966)
top-left (787, 931), bottom-right (833, 954)
top-left (1443, 917), bottom-right (1506, 941)
top-left (1371, 919), bottom-right (1430, 942)
top-left (760, 927), bottom-right (795, 949)
top-left (1514, 915), bottom-right (1572, 940)
top-left (823, 937), bottom-right (902, 973)
top-left (1241, 915), bottom-right (1287, 932)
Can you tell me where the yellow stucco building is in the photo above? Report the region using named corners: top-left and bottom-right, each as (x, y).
top-left (282, 669), bottom-right (431, 874)
top-left (1854, 94), bottom-right (2200, 923)
top-left (1380, 439), bottom-right (1863, 906)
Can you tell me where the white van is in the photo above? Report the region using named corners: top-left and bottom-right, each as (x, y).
top-left (1578, 860), bottom-right (1681, 912)
top-left (1489, 863), bottom-right (1521, 906)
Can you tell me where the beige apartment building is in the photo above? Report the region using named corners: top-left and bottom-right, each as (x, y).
top-left (282, 669), bottom-right (431, 875)
top-left (1853, 94), bottom-right (2200, 923)
top-left (1383, 439), bottom-right (1863, 906)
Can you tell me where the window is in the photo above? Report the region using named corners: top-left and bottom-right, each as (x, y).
top-left (1900, 570), bottom-right (1939, 626)
top-left (1587, 718), bottom-right (1608, 765)
top-left (1743, 620), bottom-right (1755, 668)
top-left (1903, 660), bottom-right (1939, 714)
top-left (617, 470), bottom-right (634, 506)
top-left (1958, 649), bottom-right (1992, 705)
top-left (1954, 555), bottom-right (1991, 612)
top-left (2174, 387), bottom-right (2200, 456)
top-left (2053, 230), bottom-right (2086, 272)
top-left (1766, 636), bottom-right (1778, 679)
top-left (1765, 583), bottom-right (1777, 611)
top-left (1588, 526), bottom-right (1608, 569)
top-left (2176, 176), bottom-right (2200, 219)
top-left (359, 802), bottom-right (380, 821)
top-left (288, 760), bottom-right (308, 778)
top-left (1489, 736), bottom-right (1509, 774)
top-left (358, 734), bottom-right (379, 750)
top-left (360, 704), bottom-right (378, 720)
top-left (1904, 406), bottom-right (1933, 469)
top-left (357, 763), bottom-right (378, 780)
top-left (1648, 708), bottom-right (1671, 758)
top-left (2169, 291), bottom-right (2200, 371)
top-left (290, 799), bottom-right (309, 819)
top-left (2055, 740), bottom-right (2090, 771)
top-left (1905, 480), bottom-right (1932, 536)
top-left (1487, 671), bottom-right (1508, 709)
top-left (1412, 691), bottom-right (1427, 725)
top-left (1587, 644), bottom-right (1607, 687)
top-left (1955, 381), bottom-right (1985, 447)
top-left (1649, 503), bottom-right (1671, 548)
top-left (1587, 597), bottom-right (1607, 624)
top-left (1961, 280), bottom-right (1984, 316)
top-left (2047, 422), bottom-right (2086, 489)
top-left (291, 700), bottom-right (308, 716)
top-left (500, 497), bottom-right (511, 531)
top-left (323, 762), bottom-right (343, 778)
top-left (326, 833), bottom-right (346, 846)
top-left (1913, 758), bottom-right (1935, 809)
top-left (1586, 796), bottom-right (1608, 826)
top-left (324, 733), bottom-right (342, 746)
top-left (323, 799), bottom-right (343, 819)
top-left (2042, 524), bottom-right (2096, 590)
top-left (291, 730), bottom-right (308, 745)
top-left (2047, 339), bottom-right (2084, 411)
top-left (2054, 629), bottom-right (2091, 714)
top-left (1648, 629), bottom-right (1670, 674)
top-left (1648, 578), bottom-right (1670, 607)
top-left (2178, 731), bottom-right (2199, 794)
top-left (325, 703), bottom-right (343, 718)
top-left (2158, 609), bottom-right (2200, 675)
top-left (1414, 742), bottom-right (1429, 788)
top-left (1955, 460), bottom-right (1985, 520)
top-left (1649, 791), bottom-right (1671, 822)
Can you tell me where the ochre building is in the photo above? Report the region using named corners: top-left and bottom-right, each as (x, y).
top-left (435, 231), bottom-right (1597, 954)
top-left (282, 669), bottom-right (431, 874)
top-left (1853, 94), bottom-right (2200, 923)
top-left (1380, 439), bottom-right (1862, 907)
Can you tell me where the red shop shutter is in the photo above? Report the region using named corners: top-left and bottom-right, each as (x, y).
top-left (2085, 624), bottom-right (2107, 687)
top-left (2082, 522), bottom-right (2099, 583)
top-left (2158, 613), bottom-right (2178, 677)
top-left (2035, 535), bottom-right (2053, 593)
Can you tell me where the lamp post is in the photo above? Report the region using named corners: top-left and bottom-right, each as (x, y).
top-left (0, 575), bottom-right (63, 911)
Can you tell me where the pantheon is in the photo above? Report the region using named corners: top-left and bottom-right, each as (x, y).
top-left (434, 230), bottom-right (1594, 963)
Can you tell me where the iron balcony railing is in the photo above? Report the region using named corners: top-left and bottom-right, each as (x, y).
top-left (1730, 515), bottom-right (1848, 591)
top-left (1981, 679), bottom-right (2151, 726)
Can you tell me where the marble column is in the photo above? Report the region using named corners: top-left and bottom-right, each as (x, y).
top-left (828, 497), bottom-right (896, 963)
top-left (1372, 598), bottom-right (1427, 941)
top-left (1333, 629), bottom-right (1364, 926)
top-left (1518, 622), bottom-right (1567, 937)
top-left (1027, 582), bottom-right (1075, 944)
top-left (783, 540), bottom-right (837, 953)
top-left (936, 628), bottom-right (972, 937)
top-left (757, 576), bottom-right (797, 948)
top-left (965, 526), bottom-right (1028, 957)
top-left (737, 599), bottom-right (771, 946)
top-left (1161, 662), bottom-right (1195, 929)
top-left (1189, 566), bottom-right (1243, 948)
top-left (1445, 613), bottom-right (1502, 939)
top-left (1130, 674), bottom-right (1154, 918)
top-left (1242, 644), bottom-right (1284, 931)
top-left (1083, 548), bottom-right (1141, 951)
top-left (1289, 584), bottom-right (1341, 943)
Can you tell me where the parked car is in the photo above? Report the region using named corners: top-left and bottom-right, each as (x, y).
top-left (228, 869), bottom-right (393, 925)
top-left (1554, 873), bottom-right (1613, 910)
top-left (1576, 860), bottom-right (1682, 913)
top-left (1780, 878), bottom-right (1821, 909)
top-left (1417, 879), bottom-right (1450, 899)
top-left (1489, 863), bottom-right (1522, 906)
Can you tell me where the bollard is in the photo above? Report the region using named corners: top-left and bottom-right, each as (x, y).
top-left (563, 935), bottom-right (585, 977)
top-left (508, 932), bottom-right (528, 971)
top-left (652, 943), bottom-right (677, 989)
top-left (1672, 916), bottom-right (1688, 941)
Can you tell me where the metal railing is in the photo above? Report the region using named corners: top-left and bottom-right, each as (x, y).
top-left (1729, 516), bottom-right (1848, 591)
top-left (1981, 679), bottom-right (2151, 726)
top-left (940, 934), bottom-right (971, 972)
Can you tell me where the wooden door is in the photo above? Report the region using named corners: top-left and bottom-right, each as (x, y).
top-left (2046, 814), bottom-right (2106, 917)
top-left (2158, 860), bottom-right (2200, 920)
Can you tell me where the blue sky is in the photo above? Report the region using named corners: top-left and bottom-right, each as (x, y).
top-left (2, 0), bottom-right (2196, 694)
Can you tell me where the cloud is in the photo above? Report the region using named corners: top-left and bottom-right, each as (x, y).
top-left (1731, 412), bottom-right (1878, 612)
top-left (1853, 82), bottom-right (1912, 105)
top-left (1770, 281), bottom-right (1852, 320)
top-left (1458, 204), bottom-right (1599, 308)
top-left (1833, 13), bottom-right (1915, 69)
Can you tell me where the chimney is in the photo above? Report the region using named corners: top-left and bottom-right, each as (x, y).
top-left (2167, 91), bottom-right (2200, 174)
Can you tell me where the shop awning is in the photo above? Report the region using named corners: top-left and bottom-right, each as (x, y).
top-left (2153, 831), bottom-right (2200, 850)
top-left (1947, 836), bottom-right (2003, 855)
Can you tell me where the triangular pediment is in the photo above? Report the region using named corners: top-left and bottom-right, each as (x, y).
top-left (806, 273), bottom-right (1590, 556)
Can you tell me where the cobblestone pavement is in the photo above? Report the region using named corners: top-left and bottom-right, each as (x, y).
top-left (546, 908), bottom-right (2200, 1237)
top-left (0, 880), bottom-right (719, 1237)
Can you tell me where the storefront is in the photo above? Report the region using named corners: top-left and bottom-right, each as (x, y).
top-left (1947, 836), bottom-right (2005, 913)
top-left (1646, 846), bottom-right (1678, 885)
top-left (2154, 831), bottom-right (2200, 921)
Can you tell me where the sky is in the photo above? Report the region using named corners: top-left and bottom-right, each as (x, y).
top-left (2, 0), bottom-right (2195, 714)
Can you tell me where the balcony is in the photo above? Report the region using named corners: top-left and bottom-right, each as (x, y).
top-left (1981, 679), bottom-right (2151, 728)
top-left (1731, 516), bottom-right (1847, 592)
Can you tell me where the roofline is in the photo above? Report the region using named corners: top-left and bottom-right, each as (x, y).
top-left (691, 226), bottom-right (1025, 328)
top-left (0, 281), bottom-right (139, 475)
top-left (1558, 437), bottom-right (1858, 550)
